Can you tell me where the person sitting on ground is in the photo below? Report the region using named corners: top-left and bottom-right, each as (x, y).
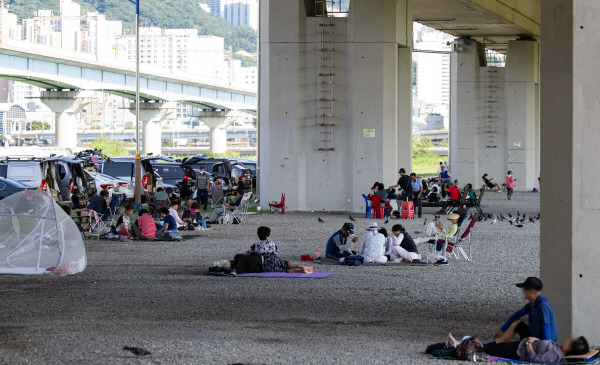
top-left (132, 209), bottom-right (156, 240)
top-left (482, 173), bottom-right (503, 191)
top-left (245, 226), bottom-right (279, 257)
top-left (230, 253), bottom-right (313, 274)
top-left (389, 224), bottom-right (421, 263)
top-left (179, 197), bottom-right (193, 217)
top-left (165, 187), bottom-right (177, 201)
top-left (361, 222), bottom-right (387, 263)
top-left (414, 213), bottom-right (460, 249)
top-left (115, 205), bottom-right (134, 237)
top-left (156, 207), bottom-right (180, 238)
top-left (466, 183), bottom-right (477, 203)
top-left (168, 200), bottom-right (185, 229)
top-left (154, 187), bottom-right (170, 205)
top-left (436, 182), bottom-right (461, 214)
top-left (77, 189), bottom-right (109, 230)
top-left (325, 223), bottom-right (359, 260)
top-left (207, 190), bottom-right (244, 224)
top-left (182, 202), bottom-right (208, 230)
top-left (485, 335), bottom-right (591, 363)
top-left (379, 227), bottom-right (393, 260)
top-left (492, 277), bottom-right (558, 344)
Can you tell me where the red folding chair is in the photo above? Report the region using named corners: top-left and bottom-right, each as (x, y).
top-left (269, 193), bottom-right (286, 214)
top-left (369, 195), bottom-right (391, 219)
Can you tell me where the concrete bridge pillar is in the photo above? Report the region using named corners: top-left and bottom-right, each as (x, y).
top-left (128, 102), bottom-right (175, 156)
top-left (40, 90), bottom-right (91, 149)
top-left (259, 0), bottom-right (413, 212)
top-left (449, 38), bottom-right (539, 191)
top-left (541, 0), bottom-right (600, 345)
top-left (198, 111), bottom-right (241, 154)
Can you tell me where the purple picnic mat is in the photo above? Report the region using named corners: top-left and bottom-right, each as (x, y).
top-left (236, 272), bottom-right (338, 278)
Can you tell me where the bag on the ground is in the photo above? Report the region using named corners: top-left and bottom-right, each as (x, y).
top-left (455, 337), bottom-right (483, 360)
top-left (426, 342), bottom-right (457, 359)
top-left (344, 255), bottom-right (364, 266)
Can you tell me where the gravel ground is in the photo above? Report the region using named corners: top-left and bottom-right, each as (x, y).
top-left (0, 191), bottom-right (541, 364)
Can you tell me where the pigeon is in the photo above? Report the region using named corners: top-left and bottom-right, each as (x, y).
top-left (423, 219), bottom-right (428, 226)
top-left (384, 218), bottom-right (389, 224)
top-left (490, 217), bottom-right (497, 224)
top-left (123, 347), bottom-right (151, 357)
top-left (515, 224), bottom-right (524, 228)
top-left (434, 214), bottom-right (440, 221)
top-left (318, 217), bottom-right (324, 223)
top-left (508, 213), bottom-right (513, 218)
top-left (535, 213), bottom-right (540, 220)
top-left (529, 217), bottom-right (535, 223)
top-left (509, 220), bottom-right (513, 226)
top-left (500, 214), bottom-right (506, 221)
top-left (477, 215), bottom-right (484, 222)
top-left (348, 214), bottom-right (356, 222)
top-left (483, 215), bottom-right (488, 221)
top-left (517, 211), bottom-right (520, 217)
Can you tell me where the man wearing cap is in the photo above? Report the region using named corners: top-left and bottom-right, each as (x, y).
top-left (325, 223), bottom-right (359, 260)
top-left (390, 168), bottom-right (413, 208)
top-left (361, 222), bottom-right (387, 263)
top-left (492, 277), bottom-right (558, 343)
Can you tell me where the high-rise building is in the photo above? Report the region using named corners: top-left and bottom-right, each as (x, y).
top-left (210, 0), bottom-right (222, 17)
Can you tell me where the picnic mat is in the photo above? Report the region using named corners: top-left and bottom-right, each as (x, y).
top-left (209, 272), bottom-right (338, 278)
top-left (489, 357), bottom-right (599, 364)
top-left (316, 258), bottom-right (427, 266)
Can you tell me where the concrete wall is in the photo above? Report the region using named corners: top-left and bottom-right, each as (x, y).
top-left (450, 39), bottom-right (539, 191)
top-left (541, 0), bottom-right (600, 345)
top-left (259, 0), bottom-right (412, 212)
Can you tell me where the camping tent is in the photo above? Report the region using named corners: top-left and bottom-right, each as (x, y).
top-left (0, 190), bottom-right (86, 275)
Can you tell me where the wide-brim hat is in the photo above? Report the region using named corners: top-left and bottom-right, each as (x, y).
top-left (447, 213), bottom-right (460, 220)
top-left (366, 222), bottom-right (379, 231)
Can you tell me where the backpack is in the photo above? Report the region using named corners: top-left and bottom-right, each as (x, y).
top-left (344, 255), bottom-right (364, 266)
top-left (455, 337), bottom-right (483, 360)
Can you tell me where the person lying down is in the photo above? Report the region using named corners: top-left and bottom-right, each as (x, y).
top-left (221, 254), bottom-right (314, 275)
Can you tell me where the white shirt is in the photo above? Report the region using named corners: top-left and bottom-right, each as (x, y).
top-left (168, 207), bottom-right (184, 228)
top-left (361, 231), bottom-right (386, 261)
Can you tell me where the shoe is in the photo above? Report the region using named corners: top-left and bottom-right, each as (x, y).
top-left (411, 259), bottom-right (423, 263)
top-left (206, 225), bottom-right (212, 229)
top-left (434, 259), bottom-right (449, 266)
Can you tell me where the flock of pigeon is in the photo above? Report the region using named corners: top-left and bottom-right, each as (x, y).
top-left (317, 211), bottom-right (540, 229)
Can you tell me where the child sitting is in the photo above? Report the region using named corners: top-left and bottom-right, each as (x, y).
top-left (114, 205), bottom-right (134, 237)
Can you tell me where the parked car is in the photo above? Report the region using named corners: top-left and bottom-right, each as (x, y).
top-left (231, 163), bottom-right (252, 188)
top-left (230, 158), bottom-right (257, 189)
top-left (181, 155), bottom-right (234, 186)
top-left (0, 177), bottom-right (34, 200)
top-left (147, 157), bottom-right (185, 193)
top-left (99, 156), bottom-right (165, 194)
top-left (0, 157), bottom-right (95, 203)
top-left (85, 170), bottom-right (132, 197)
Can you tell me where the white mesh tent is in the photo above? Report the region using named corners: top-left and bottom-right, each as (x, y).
top-left (0, 190), bottom-right (86, 275)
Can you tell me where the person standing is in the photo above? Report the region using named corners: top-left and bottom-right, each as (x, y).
top-left (439, 166), bottom-right (452, 198)
top-left (506, 171), bottom-right (516, 200)
top-left (410, 173), bottom-right (423, 218)
top-left (195, 166), bottom-right (210, 211)
top-left (390, 168), bottom-right (412, 210)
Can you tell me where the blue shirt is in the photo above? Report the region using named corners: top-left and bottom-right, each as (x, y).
top-left (440, 171), bottom-right (450, 182)
top-left (163, 214), bottom-right (178, 232)
top-left (326, 230), bottom-right (347, 258)
top-left (501, 294), bottom-right (558, 341)
top-left (410, 178), bottom-right (422, 195)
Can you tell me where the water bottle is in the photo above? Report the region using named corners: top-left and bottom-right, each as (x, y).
top-left (315, 249), bottom-right (321, 259)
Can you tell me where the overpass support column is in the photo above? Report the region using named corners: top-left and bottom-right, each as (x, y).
top-left (505, 39), bottom-right (539, 191)
top-left (541, 0), bottom-right (600, 345)
top-left (40, 91), bottom-right (91, 149)
top-left (198, 111), bottom-right (240, 154)
top-left (259, 0), bottom-right (412, 212)
top-left (128, 102), bottom-right (175, 156)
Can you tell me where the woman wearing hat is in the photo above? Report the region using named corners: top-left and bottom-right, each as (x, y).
top-left (361, 222), bottom-right (387, 263)
top-left (414, 213), bottom-right (460, 251)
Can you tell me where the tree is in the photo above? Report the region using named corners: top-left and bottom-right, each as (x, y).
top-left (91, 136), bottom-right (128, 156)
top-left (232, 53), bottom-right (257, 67)
top-left (25, 121), bottom-right (51, 131)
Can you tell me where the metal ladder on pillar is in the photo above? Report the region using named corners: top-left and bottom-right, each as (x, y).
top-left (484, 68), bottom-right (500, 148)
top-left (315, 0), bottom-right (336, 151)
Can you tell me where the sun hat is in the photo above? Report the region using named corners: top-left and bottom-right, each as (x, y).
top-left (447, 213), bottom-right (460, 220)
top-left (366, 222), bottom-right (379, 231)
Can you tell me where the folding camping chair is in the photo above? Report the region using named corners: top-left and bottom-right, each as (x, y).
top-left (211, 186), bottom-right (225, 208)
top-left (444, 214), bottom-right (478, 261)
top-left (269, 193), bottom-right (286, 214)
top-left (464, 187), bottom-right (485, 215)
top-left (221, 191), bottom-right (252, 225)
top-left (82, 210), bottom-right (111, 239)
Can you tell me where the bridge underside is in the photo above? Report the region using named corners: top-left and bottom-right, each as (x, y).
top-left (260, 0), bottom-right (600, 346)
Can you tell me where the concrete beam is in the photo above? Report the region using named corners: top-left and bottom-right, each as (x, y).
top-left (466, 0), bottom-right (541, 36)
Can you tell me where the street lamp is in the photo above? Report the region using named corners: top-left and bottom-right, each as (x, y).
top-left (128, 0), bottom-right (142, 207)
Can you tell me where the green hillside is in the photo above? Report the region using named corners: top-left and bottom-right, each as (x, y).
top-left (6, 0), bottom-right (257, 52)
